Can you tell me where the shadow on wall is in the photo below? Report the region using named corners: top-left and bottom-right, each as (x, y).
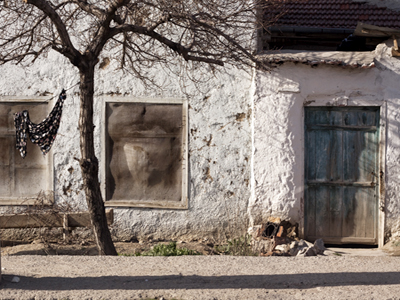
top-left (374, 53), bottom-right (400, 238)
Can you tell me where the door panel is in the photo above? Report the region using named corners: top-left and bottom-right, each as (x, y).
top-left (305, 107), bottom-right (379, 245)
top-left (329, 186), bottom-right (342, 237)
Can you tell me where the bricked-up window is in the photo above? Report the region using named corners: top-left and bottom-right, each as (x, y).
top-left (0, 101), bottom-right (53, 205)
top-left (103, 100), bottom-right (188, 209)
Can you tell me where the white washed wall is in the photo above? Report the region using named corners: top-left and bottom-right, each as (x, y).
top-left (251, 41), bottom-right (400, 240)
top-left (0, 51), bottom-right (253, 241)
top-left (2, 40), bottom-right (400, 242)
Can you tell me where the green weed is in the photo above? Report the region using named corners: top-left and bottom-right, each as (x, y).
top-left (133, 242), bottom-right (201, 256)
top-left (214, 234), bottom-right (257, 256)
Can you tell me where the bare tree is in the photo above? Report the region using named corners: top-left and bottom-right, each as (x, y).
top-left (0, 0), bottom-right (283, 255)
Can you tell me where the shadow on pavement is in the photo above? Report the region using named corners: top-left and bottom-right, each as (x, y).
top-left (2, 272), bottom-right (400, 290)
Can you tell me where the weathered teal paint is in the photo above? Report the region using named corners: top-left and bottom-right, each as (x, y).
top-left (305, 107), bottom-right (380, 245)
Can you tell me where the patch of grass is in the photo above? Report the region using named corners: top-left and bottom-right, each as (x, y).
top-left (333, 252), bottom-right (342, 256)
top-left (131, 242), bottom-right (201, 256)
top-left (214, 234), bottom-right (257, 256)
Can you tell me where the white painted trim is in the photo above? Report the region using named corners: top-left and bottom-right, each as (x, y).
top-left (0, 96), bottom-right (51, 103)
top-left (0, 195), bottom-right (53, 206)
top-left (304, 95), bottom-right (384, 107)
top-left (101, 96), bottom-right (189, 209)
top-left (299, 106), bottom-right (305, 240)
top-left (249, 67), bottom-right (256, 226)
top-left (378, 101), bottom-right (387, 248)
top-left (102, 96), bottom-right (186, 104)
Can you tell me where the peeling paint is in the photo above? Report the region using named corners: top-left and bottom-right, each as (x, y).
top-left (303, 100), bottom-right (315, 106)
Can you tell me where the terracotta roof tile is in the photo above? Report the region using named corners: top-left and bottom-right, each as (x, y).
top-left (269, 0), bottom-right (400, 29)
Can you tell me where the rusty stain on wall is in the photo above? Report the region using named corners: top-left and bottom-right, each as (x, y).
top-left (63, 182), bottom-right (72, 196)
top-left (99, 57), bottom-right (110, 69)
top-left (203, 167), bottom-right (213, 182)
top-left (235, 112), bottom-right (246, 122)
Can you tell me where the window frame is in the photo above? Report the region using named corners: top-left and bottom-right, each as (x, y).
top-left (101, 96), bottom-right (188, 209)
top-left (0, 96), bottom-right (54, 205)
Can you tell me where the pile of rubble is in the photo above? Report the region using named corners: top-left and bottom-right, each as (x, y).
top-left (274, 239), bottom-right (326, 256)
top-left (249, 218), bottom-right (325, 257)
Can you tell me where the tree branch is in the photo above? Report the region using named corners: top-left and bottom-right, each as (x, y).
top-left (24, 0), bottom-right (82, 65)
top-left (147, 14), bottom-right (171, 32)
top-left (70, 0), bottom-right (105, 20)
top-left (190, 16), bottom-right (256, 64)
top-left (87, 0), bottom-right (130, 58)
top-left (110, 24), bottom-right (224, 66)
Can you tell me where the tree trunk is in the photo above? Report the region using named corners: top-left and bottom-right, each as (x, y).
top-left (78, 64), bottom-right (117, 256)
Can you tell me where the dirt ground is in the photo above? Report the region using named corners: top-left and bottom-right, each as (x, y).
top-left (0, 239), bottom-right (217, 256)
top-left (1, 238), bottom-right (399, 257)
top-left (0, 239), bottom-right (400, 299)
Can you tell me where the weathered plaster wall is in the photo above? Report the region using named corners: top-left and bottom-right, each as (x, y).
top-left (250, 41), bottom-right (400, 240)
top-left (3, 40), bottom-right (400, 242)
top-left (375, 42), bottom-right (400, 239)
top-left (0, 51), bottom-right (253, 241)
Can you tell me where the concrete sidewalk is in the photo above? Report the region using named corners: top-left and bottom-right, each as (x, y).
top-left (1, 254), bottom-right (400, 299)
top-left (325, 246), bottom-right (388, 256)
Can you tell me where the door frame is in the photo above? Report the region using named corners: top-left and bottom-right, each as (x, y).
top-left (301, 97), bottom-right (386, 247)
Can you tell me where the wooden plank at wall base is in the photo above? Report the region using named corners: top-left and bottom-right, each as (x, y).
top-left (0, 213), bottom-right (62, 228)
top-left (0, 209), bottom-right (114, 229)
top-left (67, 209), bottom-right (114, 227)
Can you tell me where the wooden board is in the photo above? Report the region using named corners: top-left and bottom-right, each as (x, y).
top-left (0, 209), bottom-right (114, 229)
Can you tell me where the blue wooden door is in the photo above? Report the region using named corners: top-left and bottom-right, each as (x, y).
top-left (305, 107), bottom-right (379, 245)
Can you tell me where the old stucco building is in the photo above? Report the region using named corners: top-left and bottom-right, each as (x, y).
top-left (2, 0), bottom-right (400, 246)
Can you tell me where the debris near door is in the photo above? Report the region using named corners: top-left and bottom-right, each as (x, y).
top-left (248, 218), bottom-right (325, 256)
top-left (287, 238), bottom-right (325, 257)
